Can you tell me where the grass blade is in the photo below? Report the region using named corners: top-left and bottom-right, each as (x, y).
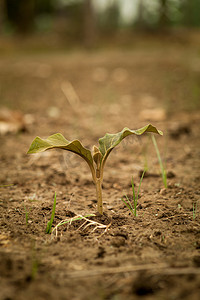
top-left (121, 195), bottom-right (134, 213)
top-left (136, 169), bottom-right (146, 200)
top-left (0, 184), bottom-right (14, 188)
top-left (133, 169), bottom-right (145, 216)
top-left (125, 194), bottom-right (134, 212)
top-left (121, 198), bottom-right (132, 211)
top-left (122, 170), bottom-right (145, 217)
top-left (131, 176), bottom-right (136, 201)
top-left (46, 192), bottom-right (57, 234)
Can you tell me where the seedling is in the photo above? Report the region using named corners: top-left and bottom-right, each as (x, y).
top-left (151, 135), bottom-right (167, 188)
top-left (46, 192), bottom-right (57, 234)
top-left (23, 203), bottom-right (30, 225)
top-left (122, 169), bottom-right (146, 216)
top-left (27, 124), bottom-right (163, 214)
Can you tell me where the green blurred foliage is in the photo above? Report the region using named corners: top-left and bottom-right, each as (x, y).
top-left (1, 0), bottom-right (200, 37)
top-left (181, 0), bottom-right (200, 27)
top-left (97, 2), bottom-right (120, 33)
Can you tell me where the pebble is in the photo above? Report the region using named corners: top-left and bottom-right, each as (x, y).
top-left (160, 188), bottom-right (167, 195)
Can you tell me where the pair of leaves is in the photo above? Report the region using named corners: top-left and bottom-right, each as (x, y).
top-left (27, 124), bottom-right (163, 180)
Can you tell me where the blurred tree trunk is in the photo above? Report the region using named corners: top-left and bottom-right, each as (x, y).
top-left (0, 0), bottom-right (5, 33)
top-left (182, 0), bottom-right (200, 27)
top-left (83, 0), bottom-right (96, 47)
top-left (158, 0), bottom-right (168, 28)
top-left (137, 0), bottom-right (145, 29)
top-left (6, 0), bottom-right (35, 33)
top-left (17, 0), bottom-right (35, 33)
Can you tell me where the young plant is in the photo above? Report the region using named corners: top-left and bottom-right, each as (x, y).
top-left (27, 124), bottom-right (163, 215)
top-left (122, 169), bottom-right (146, 216)
top-left (151, 135), bottom-right (167, 188)
top-left (46, 192), bottom-right (57, 234)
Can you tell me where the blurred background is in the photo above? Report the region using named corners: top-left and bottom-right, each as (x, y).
top-left (0, 0), bottom-right (200, 139)
top-left (0, 0), bottom-right (200, 48)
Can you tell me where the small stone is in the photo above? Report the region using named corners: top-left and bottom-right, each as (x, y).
top-left (167, 171), bottom-right (176, 178)
top-left (112, 183), bottom-right (121, 190)
top-left (107, 205), bottom-right (114, 210)
top-left (160, 188), bottom-right (167, 195)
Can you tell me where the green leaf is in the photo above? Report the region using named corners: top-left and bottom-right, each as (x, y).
top-left (27, 133), bottom-right (95, 177)
top-left (99, 124), bottom-right (163, 169)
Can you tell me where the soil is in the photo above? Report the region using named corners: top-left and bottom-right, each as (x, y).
top-left (0, 36), bottom-right (200, 300)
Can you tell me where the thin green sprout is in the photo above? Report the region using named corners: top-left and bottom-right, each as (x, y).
top-left (46, 192), bottom-right (57, 234)
top-left (122, 169), bottom-right (146, 217)
top-left (151, 135), bottom-right (167, 188)
top-left (134, 169), bottom-right (146, 216)
top-left (121, 195), bottom-right (134, 213)
top-left (0, 184), bottom-right (14, 188)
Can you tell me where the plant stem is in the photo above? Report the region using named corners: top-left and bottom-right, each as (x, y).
top-left (95, 178), bottom-right (103, 215)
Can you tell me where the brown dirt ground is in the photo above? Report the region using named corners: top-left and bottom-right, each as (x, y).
top-left (0, 35), bottom-right (200, 300)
